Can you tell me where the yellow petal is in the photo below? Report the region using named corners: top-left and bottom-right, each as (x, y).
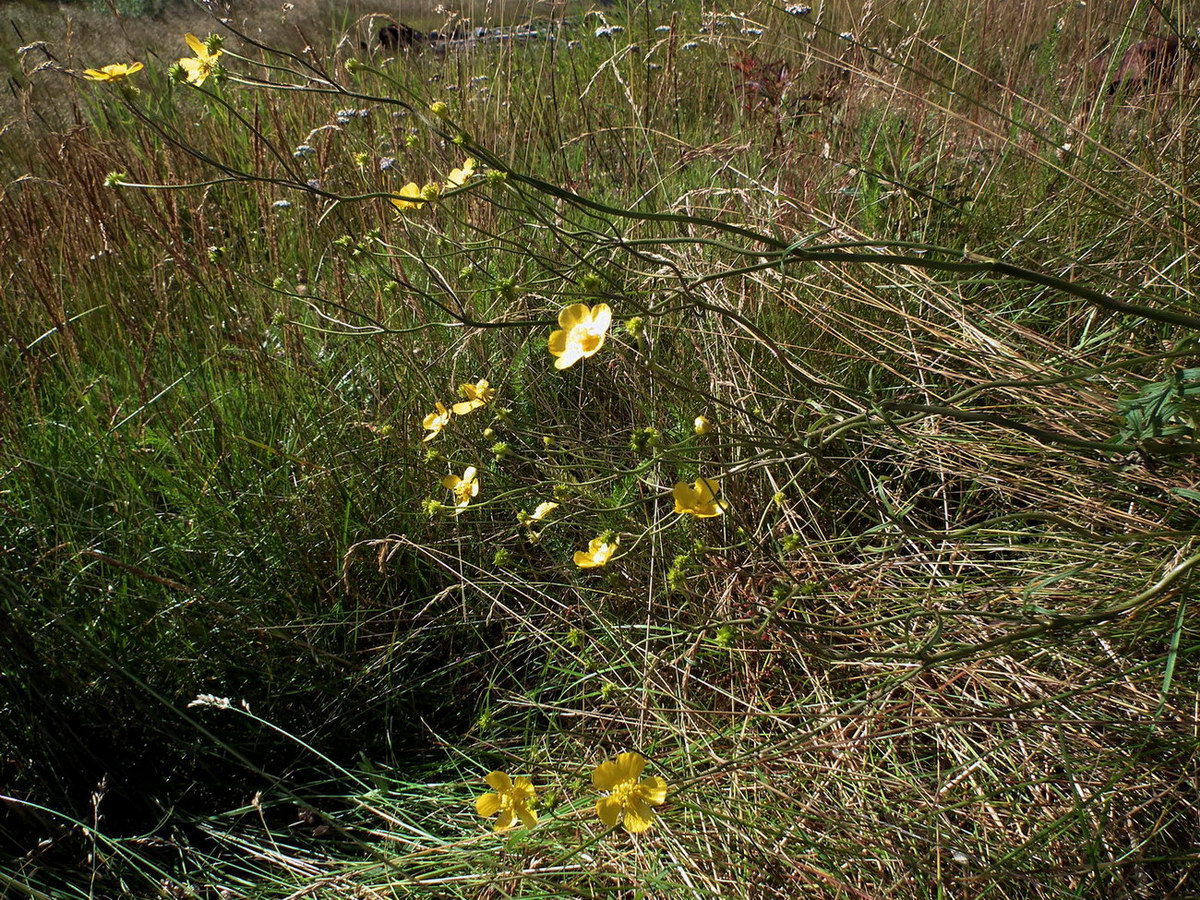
top-left (547, 328), bottom-right (568, 355)
top-left (515, 803), bottom-right (538, 829)
top-left (512, 776), bottom-right (536, 801)
top-left (596, 795), bottom-right (623, 828)
top-left (613, 752), bottom-right (646, 781)
top-left (494, 809), bottom-right (514, 831)
top-left (695, 478), bottom-right (719, 504)
top-left (672, 482), bottom-right (699, 514)
top-left (475, 792), bottom-right (501, 817)
top-left (127, 61), bottom-right (144, 75)
top-left (185, 33), bottom-right (207, 55)
top-left (557, 303), bottom-right (590, 330)
top-left (484, 771), bottom-right (512, 792)
top-left (554, 344), bottom-right (586, 370)
top-left (638, 775), bottom-right (669, 806)
top-left (590, 303), bottom-right (613, 335)
top-left (592, 757), bottom-right (622, 790)
top-left (462, 466), bottom-right (477, 483)
top-left (622, 799), bottom-right (656, 833)
top-left (530, 501), bottom-right (558, 521)
top-left (452, 399), bottom-right (484, 415)
top-left (441, 474), bottom-right (461, 490)
top-left (83, 69), bottom-right (109, 80)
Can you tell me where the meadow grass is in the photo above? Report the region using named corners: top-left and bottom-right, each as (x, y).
top-left (2, 0), bottom-right (1200, 897)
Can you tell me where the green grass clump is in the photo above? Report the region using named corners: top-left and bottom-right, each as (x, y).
top-left (2, 0), bottom-right (1199, 897)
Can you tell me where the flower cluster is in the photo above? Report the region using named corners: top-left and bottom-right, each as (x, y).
top-left (391, 159), bottom-right (477, 213)
top-left (423, 379), bottom-right (493, 436)
top-left (475, 752), bottom-right (668, 834)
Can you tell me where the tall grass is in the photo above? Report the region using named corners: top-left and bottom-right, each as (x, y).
top-left (2, 0), bottom-right (1199, 896)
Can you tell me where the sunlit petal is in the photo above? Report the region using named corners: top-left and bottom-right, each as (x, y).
top-left (623, 798), bottom-right (655, 833)
top-left (558, 303), bottom-right (589, 329)
top-left (592, 757), bottom-right (622, 791)
top-left (614, 752), bottom-right (646, 781)
top-left (475, 792), bottom-right (501, 817)
top-left (596, 795), bottom-right (622, 828)
top-left (639, 776), bottom-right (668, 805)
top-left (484, 771), bottom-right (512, 792)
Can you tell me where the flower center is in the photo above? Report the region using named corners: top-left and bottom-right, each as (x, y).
top-left (610, 779), bottom-right (637, 806)
top-left (574, 326), bottom-right (602, 354)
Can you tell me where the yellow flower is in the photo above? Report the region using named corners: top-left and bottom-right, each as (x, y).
top-left (441, 466), bottom-right (479, 509)
top-left (592, 752), bottom-right (668, 834)
top-left (452, 379), bottom-right (495, 415)
top-left (475, 771), bottom-right (538, 831)
top-left (391, 182), bottom-right (426, 211)
top-left (574, 535), bottom-right (617, 568)
top-left (421, 402), bottom-right (451, 441)
top-left (672, 477), bottom-right (726, 518)
top-left (178, 33), bottom-right (222, 86)
top-left (429, 100), bottom-right (449, 117)
top-left (445, 158), bottom-right (476, 188)
top-left (548, 303), bottom-right (612, 370)
top-left (83, 62), bottom-right (144, 82)
top-left (693, 415), bottom-right (713, 436)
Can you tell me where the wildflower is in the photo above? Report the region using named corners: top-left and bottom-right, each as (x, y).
top-left (178, 33), bottom-right (222, 86)
top-left (429, 100), bottom-right (449, 117)
top-left (592, 752), bottom-right (668, 833)
top-left (785, 4), bottom-right (812, 14)
top-left (475, 771), bottom-right (538, 831)
top-left (452, 379), bottom-right (495, 415)
top-left (391, 182), bottom-right (426, 211)
top-left (548, 303), bottom-right (612, 370)
top-left (672, 477), bottom-right (726, 518)
top-left (693, 415), bottom-right (713, 435)
top-left (293, 144), bottom-right (316, 158)
top-left (441, 466), bottom-right (479, 509)
top-left (445, 157), bottom-right (477, 188)
top-left (379, 156), bottom-right (397, 171)
top-left (83, 62), bottom-right (144, 82)
top-left (272, 199), bottom-right (292, 209)
top-left (529, 501), bottom-right (558, 522)
top-left (520, 501), bottom-right (559, 526)
top-left (422, 402), bottom-right (452, 441)
top-left (574, 535), bottom-right (617, 568)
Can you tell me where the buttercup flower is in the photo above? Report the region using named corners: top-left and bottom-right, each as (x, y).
top-left (672, 477), bottom-right (726, 518)
top-left (693, 415), bottom-right (713, 436)
top-left (391, 182), bottom-right (426, 211)
top-left (592, 752), bottom-right (668, 833)
top-left (475, 771), bottom-right (538, 831)
top-left (445, 158), bottom-right (477, 188)
top-left (178, 33), bottom-right (222, 86)
top-left (441, 466), bottom-right (479, 509)
top-left (422, 402), bottom-right (451, 441)
top-left (548, 303), bottom-right (612, 370)
top-left (452, 379), bottom-right (495, 415)
top-left (529, 501), bottom-right (558, 522)
top-left (574, 535), bottom-right (617, 568)
top-left (83, 62), bottom-right (144, 82)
